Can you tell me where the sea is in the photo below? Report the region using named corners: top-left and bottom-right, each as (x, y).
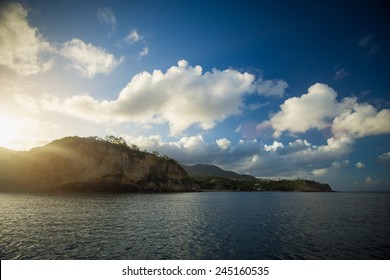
top-left (0, 191), bottom-right (389, 260)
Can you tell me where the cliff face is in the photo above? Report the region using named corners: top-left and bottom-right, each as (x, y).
top-left (0, 137), bottom-right (198, 193)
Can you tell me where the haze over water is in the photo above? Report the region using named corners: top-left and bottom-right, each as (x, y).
top-left (1, 192), bottom-right (389, 259)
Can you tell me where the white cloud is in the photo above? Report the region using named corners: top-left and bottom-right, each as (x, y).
top-left (124, 29), bottom-right (149, 57)
top-left (234, 132), bottom-right (353, 179)
top-left (332, 100), bottom-right (390, 139)
top-left (255, 82), bottom-right (390, 182)
top-left (125, 29), bottom-right (142, 45)
top-left (269, 83), bottom-right (390, 140)
top-left (175, 135), bottom-right (210, 153)
top-left (124, 134), bottom-right (213, 164)
top-left (216, 138), bottom-right (231, 150)
top-left (139, 47), bottom-right (149, 58)
top-left (235, 137), bottom-right (352, 179)
top-left (270, 83), bottom-right (340, 137)
top-left (264, 140), bottom-right (283, 152)
top-left (41, 93), bottom-right (112, 122)
top-left (246, 101), bottom-right (270, 111)
top-left (40, 60), bottom-right (285, 135)
top-left (97, 7), bottom-right (116, 30)
top-left (0, 3), bottom-right (53, 75)
top-left (312, 168), bottom-right (328, 177)
top-left (14, 93), bottom-right (39, 113)
top-left (277, 139), bottom-right (311, 155)
top-left (253, 78), bottom-right (288, 97)
top-left (60, 38), bottom-right (124, 78)
top-left (355, 162), bottom-right (365, 168)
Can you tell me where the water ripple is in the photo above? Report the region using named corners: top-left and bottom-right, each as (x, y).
top-left (1, 192), bottom-right (389, 259)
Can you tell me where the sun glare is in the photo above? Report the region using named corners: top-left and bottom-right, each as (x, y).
top-left (0, 116), bottom-right (18, 149)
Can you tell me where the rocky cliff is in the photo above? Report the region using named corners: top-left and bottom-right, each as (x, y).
top-left (0, 136), bottom-right (198, 193)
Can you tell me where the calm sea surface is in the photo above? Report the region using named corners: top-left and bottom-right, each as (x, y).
top-left (0, 192), bottom-right (389, 259)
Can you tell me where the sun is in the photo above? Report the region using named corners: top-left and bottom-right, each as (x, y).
top-left (0, 116), bottom-right (18, 149)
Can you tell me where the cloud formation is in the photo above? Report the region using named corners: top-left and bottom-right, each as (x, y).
top-left (97, 7), bottom-right (116, 30)
top-left (253, 78), bottom-right (288, 97)
top-left (252, 83), bottom-right (390, 181)
top-left (216, 138), bottom-right (231, 150)
top-left (332, 100), bottom-right (390, 139)
top-left (0, 3), bottom-right (53, 75)
top-left (270, 83), bottom-right (340, 137)
top-left (60, 38), bottom-right (124, 78)
top-left (41, 60), bottom-right (288, 135)
top-left (125, 29), bottom-right (142, 45)
top-left (139, 47), bottom-right (149, 58)
top-left (269, 83), bottom-right (390, 139)
top-left (122, 133), bottom-right (353, 180)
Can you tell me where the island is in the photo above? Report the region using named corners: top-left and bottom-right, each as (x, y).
top-left (0, 136), bottom-right (333, 193)
top-left (182, 164), bottom-right (333, 192)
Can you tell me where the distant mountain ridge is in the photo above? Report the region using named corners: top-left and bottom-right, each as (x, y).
top-left (181, 164), bottom-right (256, 180)
top-left (182, 163), bottom-right (333, 192)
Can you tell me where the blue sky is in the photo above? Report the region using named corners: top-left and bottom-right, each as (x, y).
top-left (0, 0), bottom-right (389, 191)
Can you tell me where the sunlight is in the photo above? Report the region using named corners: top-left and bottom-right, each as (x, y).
top-left (0, 116), bottom-right (19, 149)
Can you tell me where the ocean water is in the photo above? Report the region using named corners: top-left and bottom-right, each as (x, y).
top-left (0, 191), bottom-right (389, 260)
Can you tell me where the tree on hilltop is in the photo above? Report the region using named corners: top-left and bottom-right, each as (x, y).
top-left (105, 135), bottom-right (128, 147)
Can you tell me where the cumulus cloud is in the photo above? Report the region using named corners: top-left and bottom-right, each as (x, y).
top-left (264, 140), bottom-right (284, 152)
top-left (124, 135), bottom-right (255, 168)
top-left (332, 100), bottom-right (390, 139)
top-left (257, 83), bottom-right (390, 181)
top-left (275, 139), bottom-right (311, 155)
top-left (216, 138), bottom-right (231, 150)
top-left (97, 7), bottom-right (116, 30)
top-left (124, 134), bottom-right (215, 164)
top-left (270, 83), bottom-right (340, 137)
top-left (0, 3), bottom-right (53, 75)
top-left (236, 137), bottom-right (352, 179)
top-left (41, 60), bottom-right (287, 135)
top-left (312, 168), bottom-right (328, 177)
top-left (269, 83), bottom-right (390, 140)
top-left (60, 38), bottom-right (124, 78)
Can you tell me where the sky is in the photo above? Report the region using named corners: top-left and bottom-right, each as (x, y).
top-left (0, 0), bottom-right (389, 191)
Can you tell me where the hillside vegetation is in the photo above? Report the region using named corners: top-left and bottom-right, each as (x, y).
top-left (0, 136), bottom-right (197, 193)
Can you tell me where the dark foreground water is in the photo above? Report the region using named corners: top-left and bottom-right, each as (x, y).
top-left (0, 192), bottom-right (389, 259)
